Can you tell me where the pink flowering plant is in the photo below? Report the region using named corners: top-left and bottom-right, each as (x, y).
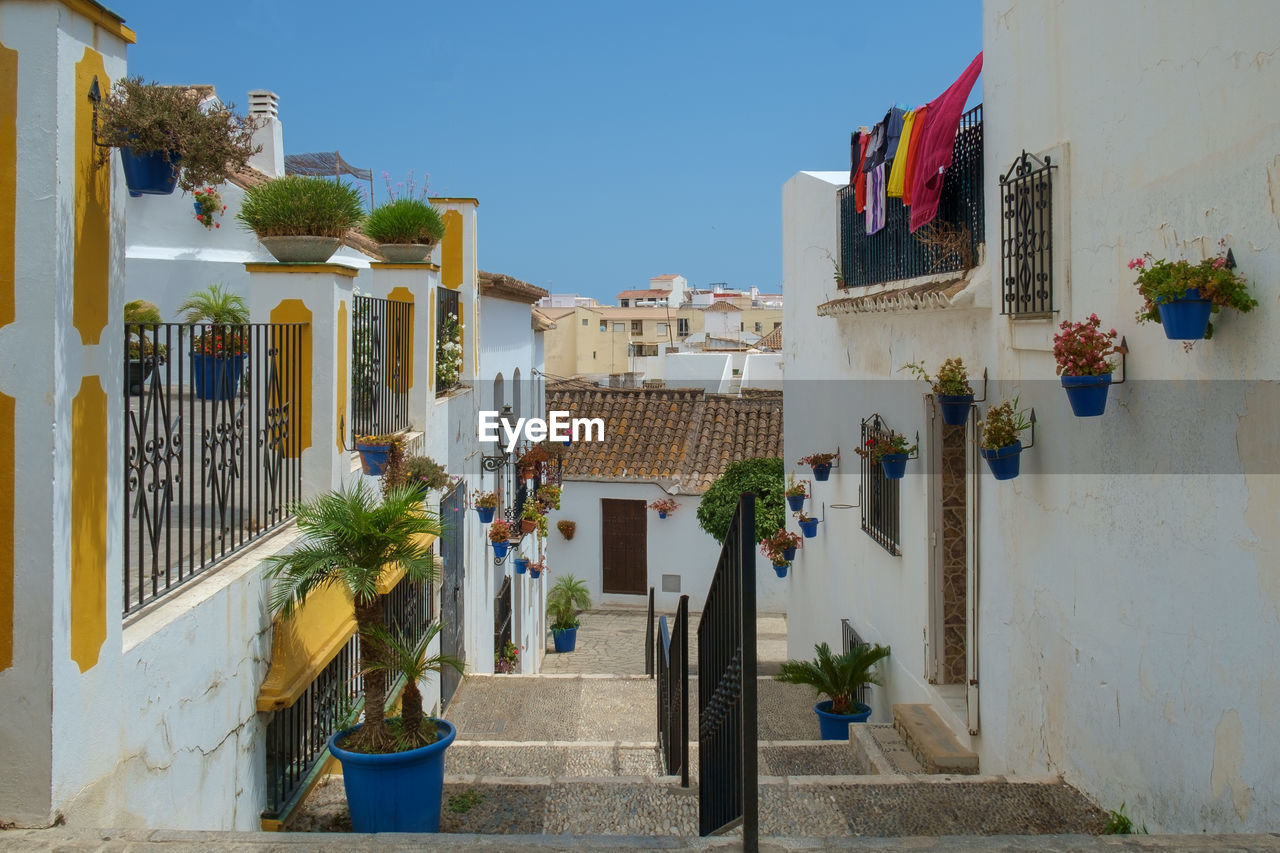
top-left (1130, 243), bottom-right (1257, 338)
top-left (1052, 314), bottom-right (1121, 376)
top-left (192, 186), bottom-right (227, 230)
top-left (853, 433), bottom-right (916, 463)
top-left (648, 498), bottom-right (680, 515)
top-left (760, 528), bottom-right (802, 567)
top-left (797, 452), bottom-right (839, 468)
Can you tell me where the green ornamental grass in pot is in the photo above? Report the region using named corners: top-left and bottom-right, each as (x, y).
top-left (775, 641), bottom-right (891, 740)
top-left (362, 198), bottom-right (447, 263)
top-left (237, 175), bottom-right (365, 263)
top-left (547, 574), bottom-right (591, 653)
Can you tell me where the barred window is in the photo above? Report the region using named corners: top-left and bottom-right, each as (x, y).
top-left (860, 415), bottom-right (901, 555)
top-left (999, 150), bottom-right (1056, 316)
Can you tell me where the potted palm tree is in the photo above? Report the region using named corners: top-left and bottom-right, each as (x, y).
top-left (176, 284), bottom-right (249, 401)
top-left (237, 175), bottom-right (365, 263)
top-left (547, 574), bottom-right (591, 653)
top-left (264, 482), bottom-right (460, 832)
top-left (775, 641), bottom-right (891, 740)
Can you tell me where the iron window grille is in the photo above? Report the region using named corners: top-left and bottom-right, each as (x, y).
top-left (350, 294), bottom-right (412, 443)
top-left (860, 415), bottom-right (901, 556)
top-left (999, 150), bottom-right (1056, 316)
top-left (436, 288), bottom-right (461, 394)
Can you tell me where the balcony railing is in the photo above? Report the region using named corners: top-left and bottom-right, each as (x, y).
top-left (838, 104), bottom-right (984, 289)
top-left (350, 294), bottom-right (412, 442)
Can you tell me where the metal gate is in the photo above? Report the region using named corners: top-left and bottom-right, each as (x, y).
top-left (440, 482), bottom-right (466, 709)
top-left (697, 493), bottom-right (758, 847)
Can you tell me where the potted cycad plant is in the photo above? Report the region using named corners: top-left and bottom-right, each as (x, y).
top-left (237, 175), bottom-right (365, 263)
top-left (775, 641), bottom-right (891, 740)
top-left (264, 482), bottom-right (460, 833)
top-left (176, 284), bottom-right (249, 401)
top-left (362, 198), bottom-right (446, 263)
top-left (979, 397), bottom-right (1032, 480)
top-left (1130, 245), bottom-right (1257, 341)
top-left (547, 574), bottom-right (591, 653)
top-left (904, 358), bottom-right (974, 426)
top-left (1053, 314), bottom-right (1122, 417)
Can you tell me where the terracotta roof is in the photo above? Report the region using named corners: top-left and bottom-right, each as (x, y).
top-left (757, 326), bottom-right (782, 350)
top-left (545, 383), bottom-right (783, 494)
top-left (651, 274), bottom-right (679, 281)
top-left (816, 275), bottom-right (970, 316)
top-left (479, 270), bottom-right (550, 304)
top-left (531, 310), bottom-right (556, 332)
top-left (227, 166), bottom-right (385, 260)
top-left (703, 301), bottom-right (741, 313)
top-left (618, 289), bottom-right (673, 299)
top-left (537, 306), bottom-right (578, 320)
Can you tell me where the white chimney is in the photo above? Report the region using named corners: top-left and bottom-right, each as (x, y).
top-left (247, 90), bottom-right (284, 177)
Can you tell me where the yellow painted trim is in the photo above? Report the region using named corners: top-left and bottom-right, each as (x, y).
top-left (58, 0), bottom-right (137, 43)
top-left (269, 301), bottom-right (312, 458)
top-left (71, 377), bottom-right (107, 672)
top-left (73, 49), bottom-right (109, 346)
top-left (335, 301), bottom-right (348, 453)
top-left (244, 263), bottom-right (359, 278)
top-left (386, 287), bottom-right (413, 394)
top-left (369, 262), bottom-right (440, 271)
top-left (440, 210), bottom-right (463, 290)
top-left (428, 197), bottom-right (479, 206)
top-left (0, 393), bottom-right (12, 671)
top-left (0, 41), bottom-right (15, 330)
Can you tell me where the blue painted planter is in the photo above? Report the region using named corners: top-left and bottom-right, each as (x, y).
top-left (529, 568), bottom-right (542, 579)
top-left (1061, 373), bottom-right (1112, 417)
top-left (786, 494), bottom-right (806, 511)
top-left (782, 545), bottom-right (797, 561)
top-left (879, 453), bottom-right (909, 480)
top-left (937, 394), bottom-right (974, 427)
top-left (980, 441), bottom-right (1023, 480)
top-left (798, 518), bottom-right (819, 538)
top-left (514, 557), bottom-right (528, 575)
top-left (120, 147), bottom-right (180, 196)
top-left (355, 442), bottom-right (392, 476)
top-left (814, 700), bottom-right (872, 740)
top-left (329, 718), bottom-right (455, 833)
top-left (190, 351), bottom-right (245, 401)
top-left (658, 511), bottom-right (668, 519)
top-left (492, 540), bottom-right (511, 560)
top-left (773, 563), bottom-right (789, 578)
top-left (476, 506), bottom-right (495, 524)
top-left (552, 626), bottom-right (578, 653)
top-left (811, 463), bottom-right (832, 481)
top-left (1157, 288), bottom-right (1212, 340)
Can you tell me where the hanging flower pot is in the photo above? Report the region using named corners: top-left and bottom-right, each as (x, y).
top-left (529, 565), bottom-right (543, 579)
top-left (1131, 249), bottom-right (1257, 342)
top-left (980, 441), bottom-right (1023, 480)
top-left (120, 147), bottom-right (181, 196)
top-left (786, 494), bottom-right (806, 512)
top-left (936, 395), bottom-right (974, 426)
top-left (492, 540), bottom-right (511, 560)
top-left (773, 563), bottom-right (789, 579)
top-left (557, 519), bottom-right (576, 540)
top-left (811, 463), bottom-right (831, 481)
top-left (1156, 289), bottom-right (1212, 340)
top-left (648, 498), bottom-right (680, 518)
top-left (978, 397), bottom-right (1032, 481)
top-left (476, 506), bottom-right (495, 524)
top-left (904, 358), bottom-right (975, 426)
top-left (520, 518), bottom-right (537, 535)
top-left (782, 545), bottom-right (797, 562)
top-left (1053, 315), bottom-right (1121, 417)
top-left (1061, 374), bottom-right (1112, 417)
top-left (514, 557), bottom-right (528, 575)
top-left (798, 518), bottom-right (820, 538)
top-left (355, 436), bottom-right (395, 476)
top-left (879, 453), bottom-right (910, 480)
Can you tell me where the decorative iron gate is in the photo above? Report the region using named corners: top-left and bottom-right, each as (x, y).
top-left (439, 482), bottom-right (466, 708)
top-left (697, 493), bottom-right (758, 847)
top-left (350, 294), bottom-right (412, 442)
top-left (657, 594), bottom-right (690, 785)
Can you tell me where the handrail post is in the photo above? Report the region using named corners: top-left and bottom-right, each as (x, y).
top-left (678, 594), bottom-right (690, 788)
top-left (645, 586), bottom-right (655, 678)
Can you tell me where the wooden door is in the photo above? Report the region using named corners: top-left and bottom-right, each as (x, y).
top-left (601, 498), bottom-right (647, 594)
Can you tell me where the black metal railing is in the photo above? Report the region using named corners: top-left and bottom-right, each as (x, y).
top-left (657, 595), bottom-right (690, 786)
top-left (494, 575), bottom-right (512, 665)
top-left (436, 288), bottom-right (461, 395)
top-left (645, 587), bottom-right (656, 678)
top-left (838, 104), bottom-right (984, 288)
top-left (999, 150), bottom-right (1056, 316)
top-left (350, 294), bottom-right (412, 442)
top-left (860, 415), bottom-right (901, 556)
top-left (841, 618), bottom-right (871, 708)
top-left (261, 573), bottom-right (429, 822)
top-left (697, 493), bottom-right (758, 846)
top-left (124, 322), bottom-right (305, 615)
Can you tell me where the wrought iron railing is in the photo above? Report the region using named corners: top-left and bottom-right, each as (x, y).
top-left (645, 587), bottom-right (655, 678)
top-left (840, 618), bottom-right (871, 708)
top-left (860, 415), bottom-right (901, 556)
top-left (123, 322), bottom-right (304, 615)
top-left (494, 575), bottom-right (512, 665)
top-left (657, 595), bottom-right (690, 786)
top-left (697, 493), bottom-right (758, 845)
top-left (350, 294), bottom-right (412, 442)
top-left (838, 104), bottom-right (984, 288)
top-left (999, 150), bottom-right (1056, 316)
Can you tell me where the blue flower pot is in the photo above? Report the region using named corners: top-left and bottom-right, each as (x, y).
top-left (773, 563), bottom-right (789, 578)
top-left (355, 442), bottom-right (392, 476)
top-left (786, 494), bottom-right (806, 511)
top-left (514, 557), bottom-right (528, 575)
top-left (552, 626), bottom-right (578, 653)
top-left (658, 511), bottom-right (668, 519)
top-left (529, 568), bottom-right (542, 579)
top-left (120, 147), bottom-right (180, 196)
top-left (190, 351), bottom-right (245, 401)
top-left (1157, 288), bottom-right (1212, 340)
top-left (980, 441), bottom-right (1023, 480)
top-left (880, 453), bottom-right (909, 480)
top-left (782, 545), bottom-right (797, 561)
top-left (1061, 373), bottom-right (1112, 417)
top-left (798, 518), bottom-right (819, 538)
top-left (811, 463), bottom-right (832, 481)
top-left (492, 540), bottom-right (511, 560)
top-left (814, 700), bottom-right (872, 740)
top-left (476, 506), bottom-right (495, 523)
top-left (329, 718), bottom-right (455, 833)
top-left (937, 394), bottom-right (974, 426)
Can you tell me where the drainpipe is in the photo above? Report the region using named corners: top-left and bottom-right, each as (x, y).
top-left (967, 403), bottom-right (981, 735)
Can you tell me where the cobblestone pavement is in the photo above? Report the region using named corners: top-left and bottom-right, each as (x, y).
top-left (539, 608), bottom-right (789, 676)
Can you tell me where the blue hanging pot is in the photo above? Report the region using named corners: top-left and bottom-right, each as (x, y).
top-left (798, 518), bottom-right (819, 538)
top-left (782, 545), bottom-right (797, 561)
top-left (1061, 373), bottom-right (1112, 417)
top-left (1156, 288), bottom-right (1212, 340)
top-left (879, 453), bottom-right (909, 480)
top-left (980, 441), bottom-right (1023, 480)
top-left (119, 147), bottom-right (180, 195)
top-left (492, 540), bottom-right (511, 560)
top-left (811, 463), bottom-right (831, 481)
top-left (937, 394), bottom-right (974, 426)
top-left (786, 494), bottom-right (806, 512)
top-left (514, 557), bottom-right (528, 574)
top-left (476, 506), bottom-right (495, 523)
top-left (773, 563), bottom-right (789, 578)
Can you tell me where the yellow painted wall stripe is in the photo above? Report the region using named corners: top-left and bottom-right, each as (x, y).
top-left (71, 377), bottom-right (107, 672)
top-left (386, 286), bottom-right (413, 394)
top-left (336, 301), bottom-right (348, 452)
top-left (73, 49), bottom-right (109, 346)
top-left (244, 263), bottom-right (358, 278)
top-left (441, 210), bottom-right (462, 290)
top-left (269, 301), bottom-right (312, 458)
top-left (0, 393), bottom-right (13, 671)
top-left (0, 41), bottom-right (15, 330)
top-left (57, 0), bottom-right (137, 44)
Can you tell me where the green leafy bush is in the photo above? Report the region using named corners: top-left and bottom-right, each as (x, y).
top-left (696, 457), bottom-right (785, 545)
top-left (237, 176), bottom-right (364, 238)
top-left (362, 199), bottom-right (446, 245)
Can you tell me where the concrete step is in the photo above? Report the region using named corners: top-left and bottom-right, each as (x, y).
top-left (892, 703), bottom-right (979, 775)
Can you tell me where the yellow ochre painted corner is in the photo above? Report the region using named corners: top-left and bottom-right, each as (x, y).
top-left (245, 263), bottom-right (359, 278)
top-left (269, 300), bottom-right (312, 458)
top-left (336, 301), bottom-right (348, 453)
top-left (0, 42), bottom-right (16, 330)
top-left (429, 197), bottom-right (479, 206)
top-left (441, 210), bottom-right (463, 290)
top-left (386, 286), bottom-right (414, 393)
top-left (71, 376), bottom-right (107, 672)
top-left (74, 49), bottom-right (109, 346)
top-left (369, 262), bottom-right (440, 271)
top-left (0, 393), bottom-right (13, 671)
top-left (58, 0), bottom-right (137, 43)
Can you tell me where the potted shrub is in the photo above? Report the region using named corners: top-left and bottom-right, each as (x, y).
top-left (648, 497), bottom-right (680, 519)
top-left (520, 498), bottom-right (544, 536)
top-left (527, 557), bottom-right (546, 580)
top-left (488, 520), bottom-right (514, 559)
top-left (854, 433), bottom-right (917, 480)
top-left (264, 482), bottom-right (460, 832)
top-left (1053, 314), bottom-right (1122, 417)
top-left (798, 452), bottom-right (838, 482)
top-left (761, 529), bottom-right (802, 578)
top-left (473, 490), bottom-right (498, 524)
top-left (1131, 245), bottom-right (1257, 341)
top-left (494, 640), bottom-right (519, 674)
top-left (124, 299), bottom-right (166, 395)
top-left (557, 519), bottom-right (576, 540)
top-left (355, 434), bottom-right (400, 477)
top-left (547, 574), bottom-right (591, 653)
top-left (95, 77), bottom-right (259, 196)
top-left (797, 512), bottom-right (820, 539)
top-left (362, 198), bottom-right (446, 263)
top-left (785, 476), bottom-right (807, 512)
top-left (904, 358), bottom-right (974, 426)
top-left (380, 450), bottom-right (449, 500)
top-left (176, 284), bottom-right (248, 401)
top-left (516, 440), bottom-right (564, 480)
top-left (776, 641), bottom-right (891, 740)
top-left (536, 483), bottom-right (562, 512)
top-left (979, 397), bottom-right (1031, 480)
top-left (237, 175), bottom-right (365, 263)
top-left (192, 185), bottom-right (228, 230)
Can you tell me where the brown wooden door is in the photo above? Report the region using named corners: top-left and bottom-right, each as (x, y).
top-left (601, 498), bottom-right (647, 594)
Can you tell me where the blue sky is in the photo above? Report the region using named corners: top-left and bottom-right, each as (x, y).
top-left (112, 1), bottom-right (981, 302)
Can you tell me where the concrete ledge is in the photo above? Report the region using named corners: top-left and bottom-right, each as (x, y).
top-left (892, 704), bottom-right (979, 774)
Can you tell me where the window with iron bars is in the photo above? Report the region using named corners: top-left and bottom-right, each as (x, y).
top-left (999, 150), bottom-right (1056, 317)
top-left (860, 417), bottom-right (901, 555)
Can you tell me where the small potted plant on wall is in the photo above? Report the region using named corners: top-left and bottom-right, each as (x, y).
top-left (1053, 314), bottom-right (1122, 417)
top-left (355, 434), bottom-right (400, 476)
top-left (547, 574), bottom-right (591, 653)
top-left (797, 512), bottom-right (820, 539)
top-left (775, 641), bottom-right (891, 740)
top-left (798, 452), bottom-right (839, 481)
top-left (494, 640), bottom-right (519, 674)
top-left (785, 476), bottom-right (807, 512)
top-left (527, 556), bottom-right (546, 580)
top-left (489, 520), bottom-right (514, 559)
top-left (904, 358), bottom-right (974, 426)
top-left (648, 497), bottom-right (680, 519)
top-left (1131, 244), bottom-right (1257, 341)
top-left (362, 198), bottom-right (446, 263)
top-left (557, 519), bottom-right (576, 541)
top-left (177, 284), bottom-right (249, 401)
top-left (521, 498), bottom-right (544, 535)
top-left (237, 175), bottom-right (365, 263)
top-left (854, 433), bottom-right (917, 480)
top-left (979, 397), bottom-right (1032, 480)
top-left (380, 451), bottom-right (449, 501)
top-left (761, 529), bottom-right (803, 578)
top-left (473, 490), bottom-right (498, 524)
top-left (536, 483), bottom-right (562, 512)
top-left (95, 77), bottom-right (259, 196)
